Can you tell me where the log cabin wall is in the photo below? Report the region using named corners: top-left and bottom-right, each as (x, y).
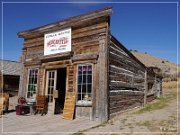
top-left (18, 7), bottom-right (112, 122)
top-left (109, 36), bottom-right (146, 117)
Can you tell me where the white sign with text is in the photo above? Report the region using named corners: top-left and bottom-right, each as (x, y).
top-left (44, 28), bottom-right (71, 56)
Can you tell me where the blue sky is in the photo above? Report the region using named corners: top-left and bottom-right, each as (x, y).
top-left (1, 0), bottom-right (179, 64)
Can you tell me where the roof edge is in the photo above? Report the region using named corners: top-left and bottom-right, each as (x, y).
top-left (18, 6), bottom-right (112, 38)
top-left (110, 35), bottom-right (147, 69)
top-left (0, 59), bottom-right (21, 63)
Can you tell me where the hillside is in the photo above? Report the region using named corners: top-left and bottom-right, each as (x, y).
top-left (131, 51), bottom-right (179, 75)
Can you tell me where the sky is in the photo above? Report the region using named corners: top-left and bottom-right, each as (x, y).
top-left (1, 0), bottom-right (179, 64)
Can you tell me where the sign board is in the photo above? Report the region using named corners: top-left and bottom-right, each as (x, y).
top-left (53, 90), bottom-right (58, 98)
top-left (63, 92), bottom-right (76, 120)
top-left (44, 28), bottom-right (71, 56)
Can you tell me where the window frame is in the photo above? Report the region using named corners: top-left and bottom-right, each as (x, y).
top-left (76, 64), bottom-right (93, 107)
top-left (26, 68), bottom-right (39, 99)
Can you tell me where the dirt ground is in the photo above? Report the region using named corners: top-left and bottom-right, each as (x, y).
top-left (0, 96), bottom-right (100, 135)
top-left (1, 88), bottom-right (179, 135)
top-left (77, 88), bottom-right (179, 135)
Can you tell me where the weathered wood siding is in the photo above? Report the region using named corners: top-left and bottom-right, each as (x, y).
top-left (72, 21), bottom-right (109, 121)
top-left (21, 22), bottom-right (107, 65)
top-left (109, 36), bottom-right (146, 116)
top-left (20, 21), bottom-right (108, 84)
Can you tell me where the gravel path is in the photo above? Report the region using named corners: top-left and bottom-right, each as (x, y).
top-left (82, 89), bottom-right (179, 135)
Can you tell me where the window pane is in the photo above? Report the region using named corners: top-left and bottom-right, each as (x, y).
top-left (87, 94), bottom-right (92, 101)
top-left (27, 92), bottom-right (31, 98)
top-left (31, 86), bottom-right (35, 92)
top-left (87, 75), bottom-right (92, 83)
top-left (34, 77), bottom-right (37, 83)
top-left (82, 84), bottom-right (86, 93)
top-left (48, 88), bottom-right (50, 94)
top-left (78, 75), bottom-right (82, 84)
top-left (51, 80), bottom-right (54, 87)
top-left (28, 85), bottom-right (31, 91)
top-left (51, 72), bottom-right (54, 78)
top-left (49, 95), bottom-right (53, 102)
top-left (28, 78), bottom-right (31, 85)
top-left (31, 78), bottom-right (35, 84)
top-left (49, 80), bottom-right (52, 87)
top-left (82, 93), bottom-right (86, 100)
top-left (87, 84), bottom-right (91, 93)
top-left (49, 72), bottom-right (51, 78)
top-left (83, 75), bottom-right (86, 83)
top-left (35, 70), bottom-right (38, 75)
top-left (28, 85), bottom-right (32, 91)
top-left (78, 66), bottom-right (82, 75)
top-left (78, 94), bottom-right (81, 100)
top-left (87, 66), bottom-right (92, 74)
top-left (29, 70), bottom-right (32, 77)
top-left (50, 87), bottom-right (53, 95)
top-left (48, 80), bottom-right (51, 87)
top-left (83, 66), bottom-right (86, 74)
top-left (78, 85), bottom-right (81, 93)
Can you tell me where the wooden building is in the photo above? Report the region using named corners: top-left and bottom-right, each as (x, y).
top-left (18, 7), bottom-right (162, 122)
top-left (0, 60), bottom-right (22, 96)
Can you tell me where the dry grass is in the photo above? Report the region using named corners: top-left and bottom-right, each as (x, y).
top-left (135, 90), bottom-right (177, 114)
top-left (132, 51), bottom-right (179, 74)
top-left (163, 78), bottom-right (180, 89)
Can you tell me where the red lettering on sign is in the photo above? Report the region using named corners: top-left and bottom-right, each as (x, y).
top-left (47, 37), bottom-right (68, 46)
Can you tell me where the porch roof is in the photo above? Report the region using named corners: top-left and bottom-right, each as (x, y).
top-left (0, 60), bottom-right (22, 76)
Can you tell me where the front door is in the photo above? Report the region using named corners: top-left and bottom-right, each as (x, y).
top-left (54, 68), bottom-right (66, 114)
top-left (46, 70), bottom-right (57, 114)
top-left (46, 68), bottom-right (67, 115)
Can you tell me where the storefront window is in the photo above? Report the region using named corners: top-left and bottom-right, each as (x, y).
top-left (27, 69), bottom-right (38, 98)
top-left (77, 64), bottom-right (92, 106)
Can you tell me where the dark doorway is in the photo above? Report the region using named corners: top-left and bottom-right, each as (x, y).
top-left (55, 68), bottom-right (66, 114)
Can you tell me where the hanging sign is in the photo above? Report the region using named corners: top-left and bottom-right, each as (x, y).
top-left (44, 28), bottom-right (71, 56)
top-left (63, 92), bottom-right (76, 120)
